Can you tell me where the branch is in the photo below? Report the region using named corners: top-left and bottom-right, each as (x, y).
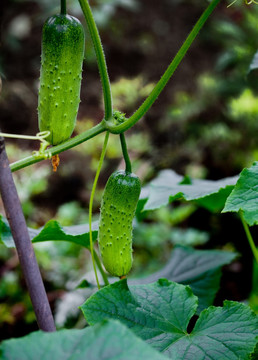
top-left (0, 135), bottom-right (56, 331)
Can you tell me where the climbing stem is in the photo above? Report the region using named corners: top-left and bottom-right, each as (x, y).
top-left (89, 131), bottom-right (109, 289)
top-left (0, 131), bottom-right (50, 142)
top-left (78, 0), bottom-right (113, 121)
top-left (93, 249), bottom-right (109, 286)
top-left (105, 0), bottom-right (221, 133)
top-left (240, 211), bottom-right (258, 264)
top-left (120, 133), bottom-right (132, 173)
top-left (60, 0), bottom-right (66, 15)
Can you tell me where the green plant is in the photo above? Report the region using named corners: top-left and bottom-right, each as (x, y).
top-left (0, 0), bottom-right (257, 359)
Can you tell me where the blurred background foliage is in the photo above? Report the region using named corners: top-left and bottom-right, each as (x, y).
top-left (0, 0), bottom-right (258, 339)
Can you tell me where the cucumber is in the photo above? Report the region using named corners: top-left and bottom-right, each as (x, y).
top-left (98, 170), bottom-right (141, 277)
top-left (38, 15), bottom-right (85, 145)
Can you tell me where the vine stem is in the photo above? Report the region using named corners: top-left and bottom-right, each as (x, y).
top-left (78, 0), bottom-right (113, 121)
top-left (0, 136), bottom-right (56, 331)
top-left (10, 121), bottom-right (106, 172)
top-left (93, 249), bottom-right (109, 286)
top-left (239, 211), bottom-right (258, 264)
top-left (105, 0), bottom-right (221, 133)
top-left (60, 0), bottom-right (66, 15)
top-left (120, 133), bottom-right (132, 173)
top-left (89, 131), bottom-right (109, 289)
top-left (10, 0), bottom-right (220, 172)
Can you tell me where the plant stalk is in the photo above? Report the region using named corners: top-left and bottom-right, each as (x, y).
top-left (88, 131), bottom-right (109, 289)
top-left (61, 0), bottom-right (66, 15)
top-left (78, 0), bottom-right (113, 121)
top-left (0, 136), bottom-right (56, 331)
top-left (240, 211), bottom-right (258, 264)
top-left (93, 249), bottom-right (109, 286)
top-left (105, 0), bottom-right (221, 133)
top-left (120, 133), bottom-right (132, 173)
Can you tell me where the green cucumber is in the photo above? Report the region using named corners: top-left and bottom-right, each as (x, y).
top-left (98, 170), bottom-right (141, 277)
top-left (38, 15), bottom-right (85, 145)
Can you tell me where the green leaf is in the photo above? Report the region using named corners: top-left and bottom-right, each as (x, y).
top-left (81, 279), bottom-right (198, 348)
top-left (0, 215), bottom-right (14, 248)
top-left (0, 216), bottom-right (98, 249)
top-left (168, 301), bottom-right (258, 359)
top-left (76, 279), bottom-right (95, 289)
top-left (32, 220), bottom-right (99, 249)
top-left (81, 280), bottom-right (258, 359)
top-left (222, 162), bottom-right (258, 225)
top-left (143, 170), bottom-right (238, 212)
top-left (131, 246), bottom-right (237, 312)
top-left (0, 319), bottom-right (166, 360)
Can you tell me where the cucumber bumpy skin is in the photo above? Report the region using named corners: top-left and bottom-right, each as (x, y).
top-left (38, 15), bottom-right (85, 145)
top-left (98, 170), bottom-right (141, 277)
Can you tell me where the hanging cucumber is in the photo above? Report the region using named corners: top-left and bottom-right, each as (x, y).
top-left (38, 14), bottom-right (85, 145)
top-left (98, 170), bottom-right (141, 277)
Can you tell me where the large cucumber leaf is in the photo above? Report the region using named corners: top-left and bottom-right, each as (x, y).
top-left (81, 279), bottom-right (258, 360)
top-left (142, 170), bottom-right (238, 212)
top-left (130, 246), bottom-right (237, 312)
top-left (0, 319), bottom-right (166, 360)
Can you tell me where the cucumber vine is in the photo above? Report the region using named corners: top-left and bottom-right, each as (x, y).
top-left (88, 131), bottom-right (110, 289)
top-left (9, 0), bottom-right (221, 171)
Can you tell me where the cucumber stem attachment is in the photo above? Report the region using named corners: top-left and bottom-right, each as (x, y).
top-left (89, 131), bottom-right (110, 289)
top-left (61, 0), bottom-right (67, 15)
top-left (120, 133), bottom-right (132, 173)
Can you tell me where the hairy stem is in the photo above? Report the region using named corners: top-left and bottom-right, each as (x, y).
top-left (120, 133), bottom-right (132, 173)
top-left (78, 0), bottom-right (113, 120)
top-left (105, 0), bottom-right (221, 133)
top-left (10, 121), bottom-right (106, 172)
top-left (0, 136), bottom-right (56, 331)
top-left (240, 211), bottom-right (258, 264)
top-left (89, 131), bottom-right (109, 289)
